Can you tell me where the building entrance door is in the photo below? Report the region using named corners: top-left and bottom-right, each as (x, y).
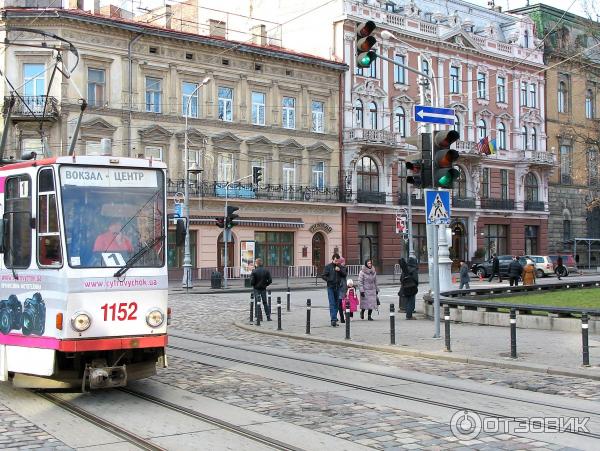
top-left (312, 232), bottom-right (325, 273)
top-left (451, 222), bottom-right (467, 269)
top-left (217, 232), bottom-right (234, 274)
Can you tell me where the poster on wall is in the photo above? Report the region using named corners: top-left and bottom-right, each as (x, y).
top-left (240, 241), bottom-right (256, 275)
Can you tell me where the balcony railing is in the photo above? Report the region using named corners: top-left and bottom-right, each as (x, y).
top-left (3, 95), bottom-right (59, 119)
top-left (167, 180), bottom-right (347, 203)
top-left (453, 197), bottom-right (476, 209)
top-left (481, 198), bottom-right (515, 210)
top-left (398, 192), bottom-right (424, 206)
top-left (344, 128), bottom-right (400, 146)
top-left (522, 150), bottom-right (555, 165)
top-left (525, 200), bottom-right (545, 211)
top-left (357, 190), bottom-right (387, 204)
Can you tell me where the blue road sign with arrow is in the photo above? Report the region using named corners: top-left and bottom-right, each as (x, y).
top-left (414, 105), bottom-right (455, 125)
top-left (425, 190), bottom-right (451, 225)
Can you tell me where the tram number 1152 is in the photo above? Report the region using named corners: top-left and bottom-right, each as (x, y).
top-left (101, 302), bottom-right (138, 321)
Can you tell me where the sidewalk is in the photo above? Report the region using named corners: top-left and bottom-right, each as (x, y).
top-left (233, 288), bottom-right (600, 380)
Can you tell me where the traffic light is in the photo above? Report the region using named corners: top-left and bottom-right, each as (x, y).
top-left (356, 21), bottom-right (377, 68)
top-left (433, 130), bottom-right (460, 188)
top-left (215, 217), bottom-right (225, 228)
top-left (253, 167), bottom-right (263, 185)
top-left (225, 205), bottom-right (239, 229)
top-left (405, 134), bottom-right (432, 188)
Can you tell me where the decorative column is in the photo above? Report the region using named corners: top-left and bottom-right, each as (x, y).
top-left (466, 63), bottom-right (474, 142)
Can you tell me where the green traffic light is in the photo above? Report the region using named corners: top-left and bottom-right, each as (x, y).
top-left (357, 51), bottom-right (376, 68)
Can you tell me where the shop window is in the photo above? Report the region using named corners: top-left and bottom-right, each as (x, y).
top-left (254, 232), bottom-right (294, 267)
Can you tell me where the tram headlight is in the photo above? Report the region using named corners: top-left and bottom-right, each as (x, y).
top-left (146, 309), bottom-right (164, 328)
top-left (70, 312), bottom-right (92, 332)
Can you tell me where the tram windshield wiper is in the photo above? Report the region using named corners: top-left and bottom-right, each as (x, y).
top-left (113, 234), bottom-right (165, 278)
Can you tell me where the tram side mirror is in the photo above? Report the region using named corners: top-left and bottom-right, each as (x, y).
top-left (175, 219), bottom-right (186, 248)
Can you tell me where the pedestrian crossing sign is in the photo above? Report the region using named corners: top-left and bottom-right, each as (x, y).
top-left (425, 190), bottom-right (451, 225)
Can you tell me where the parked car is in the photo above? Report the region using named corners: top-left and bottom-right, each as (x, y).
top-left (525, 255), bottom-right (554, 278)
top-left (548, 255), bottom-right (579, 277)
top-left (471, 255), bottom-right (534, 278)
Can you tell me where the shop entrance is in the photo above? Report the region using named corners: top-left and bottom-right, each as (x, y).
top-left (312, 232), bottom-right (325, 273)
top-left (217, 232), bottom-right (234, 273)
top-left (451, 221), bottom-right (467, 269)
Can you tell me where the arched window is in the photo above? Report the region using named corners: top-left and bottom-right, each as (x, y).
top-left (586, 89), bottom-right (594, 119)
top-left (563, 218), bottom-right (571, 241)
top-left (525, 172), bottom-right (538, 201)
top-left (523, 30), bottom-right (529, 48)
top-left (477, 119), bottom-right (487, 141)
top-left (356, 156), bottom-right (379, 193)
top-left (421, 58), bottom-right (429, 76)
top-left (354, 100), bottom-right (363, 128)
top-left (531, 127), bottom-right (537, 151)
top-left (558, 81), bottom-right (567, 113)
top-left (368, 102), bottom-right (378, 129)
top-left (521, 126), bottom-right (528, 150)
top-left (453, 115), bottom-right (461, 134)
top-left (498, 122), bottom-right (507, 150)
top-left (394, 106), bottom-right (406, 137)
top-left (453, 169), bottom-right (467, 198)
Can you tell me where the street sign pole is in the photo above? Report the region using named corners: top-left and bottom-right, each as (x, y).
top-left (432, 223), bottom-right (440, 338)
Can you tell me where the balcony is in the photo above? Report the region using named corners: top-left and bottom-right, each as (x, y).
top-left (398, 192), bottom-right (424, 206)
top-left (357, 190), bottom-right (387, 204)
top-left (343, 128), bottom-right (400, 147)
top-left (167, 180), bottom-right (347, 203)
top-left (453, 197), bottom-right (476, 209)
top-left (3, 95), bottom-right (59, 121)
top-left (521, 150), bottom-right (555, 166)
top-left (525, 200), bottom-right (545, 212)
top-left (481, 198), bottom-right (515, 210)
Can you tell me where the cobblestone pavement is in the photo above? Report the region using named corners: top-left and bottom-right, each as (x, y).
top-left (169, 291), bottom-right (600, 402)
top-left (155, 355), bottom-right (566, 450)
top-left (0, 401), bottom-right (71, 450)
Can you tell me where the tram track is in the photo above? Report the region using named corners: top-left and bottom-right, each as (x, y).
top-left (168, 333), bottom-right (600, 441)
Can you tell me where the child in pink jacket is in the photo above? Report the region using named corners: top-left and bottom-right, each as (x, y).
top-left (342, 279), bottom-right (359, 318)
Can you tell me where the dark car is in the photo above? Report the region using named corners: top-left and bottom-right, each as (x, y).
top-left (548, 255), bottom-right (578, 277)
top-left (471, 255), bottom-right (533, 278)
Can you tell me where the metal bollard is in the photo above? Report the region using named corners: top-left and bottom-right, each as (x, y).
top-left (444, 305), bottom-right (451, 352)
top-left (250, 292), bottom-right (254, 323)
top-left (277, 297), bottom-right (282, 331)
top-left (267, 290), bottom-right (272, 318)
top-left (390, 304), bottom-right (396, 345)
top-left (255, 294), bottom-right (262, 327)
top-left (510, 308), bottom-right (517, 358)
top-left (345, 306), bottom-right (351, 340)
top-left (286, 288), bottom-right (291, 312)
top-left (306, 299), bottom-right (311, 335)
top-left (582, 313), bottom-right (590, 367)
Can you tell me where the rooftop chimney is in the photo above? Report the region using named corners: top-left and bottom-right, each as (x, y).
top-left (251, 24), bottom-right (267, 46)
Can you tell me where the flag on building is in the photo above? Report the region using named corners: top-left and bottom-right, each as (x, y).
top-left (477, 136), bottom-right (490, 155)
top-left (488, 139), bottom-right (497, 155)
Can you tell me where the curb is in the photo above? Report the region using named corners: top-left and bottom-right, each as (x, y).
top-left (234, 321), bottom-right (600, 381)
top-left (170, 281), bottom-right (402, 295)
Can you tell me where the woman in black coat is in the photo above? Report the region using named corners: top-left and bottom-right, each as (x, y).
top-left (399, 257), bottom-right (419, 319)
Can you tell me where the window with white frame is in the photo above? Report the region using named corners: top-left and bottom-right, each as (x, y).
top-left (521, 126), bottom-right (528, 150)
top-left (497, 76), bottom-right (506, 103)
top-left (145, 77), bottom-right (162, 113)
top-left (586, 89), bottom-right (594, 119)
top-left (282, 96), bottom-right (296, 129)
top-left (558, 81), bottom-right (567, 113)
top-left (218, 153), bottom-right (234, 182)
top-left (421, 58), bottom-right (429, 76)
top-left (394, 55), bottom-right (406, 84)
top-left (87, 68), bottom-right (105, 107)
top-left (23, 63), bottom-right (45, 102)
top-left (477, 119), bottom-right (487, 141)
top-left (531, 128), bottom-right (537, 151)
top-left (529, 84), bottom-right (537, 108)
top-left (368, 58), bottom-right (377, 78)
top-left (218, 86), bottom-right (233, 121)
top-left (520, 81), bottom-right (527, 106)
top-left (450, 66), bottom-right (460, 94)
top-left (282, 162), bottom-right (296, 187)
top-left (144, 146), bottom-right (163, 161)
top-left (498, 122), bottom-right (507, 150)
top-left (394, 106), bottom-right (406, 137)
top-left (312, 161), bottom-right (325, 189)
top-left (355, 100), bottom-right (364, 128)
top-left (523, 30), bottom-right (529, 48)
top-left (311, 100), bottom-right (324, 133)
top-left (477, 72), bottom-right (487, 99)
top-left (251, 91), bottom-right (266, 125)
top-left (368, 102), bottom-right (377, 129)
top-left (500, 169), bottom-right (508, 199)
top-left (182, 81), bottom-right (199, 118)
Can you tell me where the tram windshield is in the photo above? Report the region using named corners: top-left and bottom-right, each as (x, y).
top-left (59, 166), bottom-right (165, 269)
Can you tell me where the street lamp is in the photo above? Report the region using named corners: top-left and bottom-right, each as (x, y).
top-left (182, 76), bottom-right (211, 289)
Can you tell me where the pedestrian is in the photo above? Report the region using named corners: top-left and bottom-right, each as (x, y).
top-left (250, 258), bottom-right (273, 321)
top-left (358, 259), bottom-right (378, 320)
top-left (488, 254), bottom-right (502, 282)
top-left (341, 279), bottom-right (359, 318)
top-left (459, 260), bottom-right (470, 289)
top-left (522, 262), bottom-right (536, 286)
top-left (399, 257), bottom-right (419, 319)
top-left (321, 253), bottom-right (347, 327)
top-left (555, 256), bottom-right (566, 280)
top-left (507, 256), bottom-right (523, 287)
top-left (337, 256), bottom-right (348, 324)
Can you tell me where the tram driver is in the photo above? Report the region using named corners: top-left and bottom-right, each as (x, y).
top-left (93, 220), bottom-right (134, 254)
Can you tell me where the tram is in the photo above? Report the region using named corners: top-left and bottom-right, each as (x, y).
top-left (0, 155), bottom-right (179, 390)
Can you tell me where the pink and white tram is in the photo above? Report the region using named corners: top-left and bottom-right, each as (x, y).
top-left (0, 156), bottom-right (175, 390)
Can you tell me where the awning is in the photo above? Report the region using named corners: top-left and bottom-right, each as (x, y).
top-left (189, 216), bottom-right (304, 229)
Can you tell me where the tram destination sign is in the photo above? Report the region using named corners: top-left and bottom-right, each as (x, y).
top-left (60, 167), bottom-right (158, 188)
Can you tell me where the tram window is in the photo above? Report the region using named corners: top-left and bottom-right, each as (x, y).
top-left (3, 175), bottom-right (32, 269)
top-left (37, 168), bottom-right (62, 267)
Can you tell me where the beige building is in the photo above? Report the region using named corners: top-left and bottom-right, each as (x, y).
top-left (0, 2), bottom-right (347, 279)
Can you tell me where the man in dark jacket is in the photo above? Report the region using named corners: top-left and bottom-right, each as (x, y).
top-left (507, 256), bottom-right (522, 287)
top-left (321, 253), bottom-right (347, 327)
top-left (250, 258), bottom-right (272, 321)
top-left (399, 257), bottom-right (419, 319)
top-left (488, 254), bottom-right (502, 283)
